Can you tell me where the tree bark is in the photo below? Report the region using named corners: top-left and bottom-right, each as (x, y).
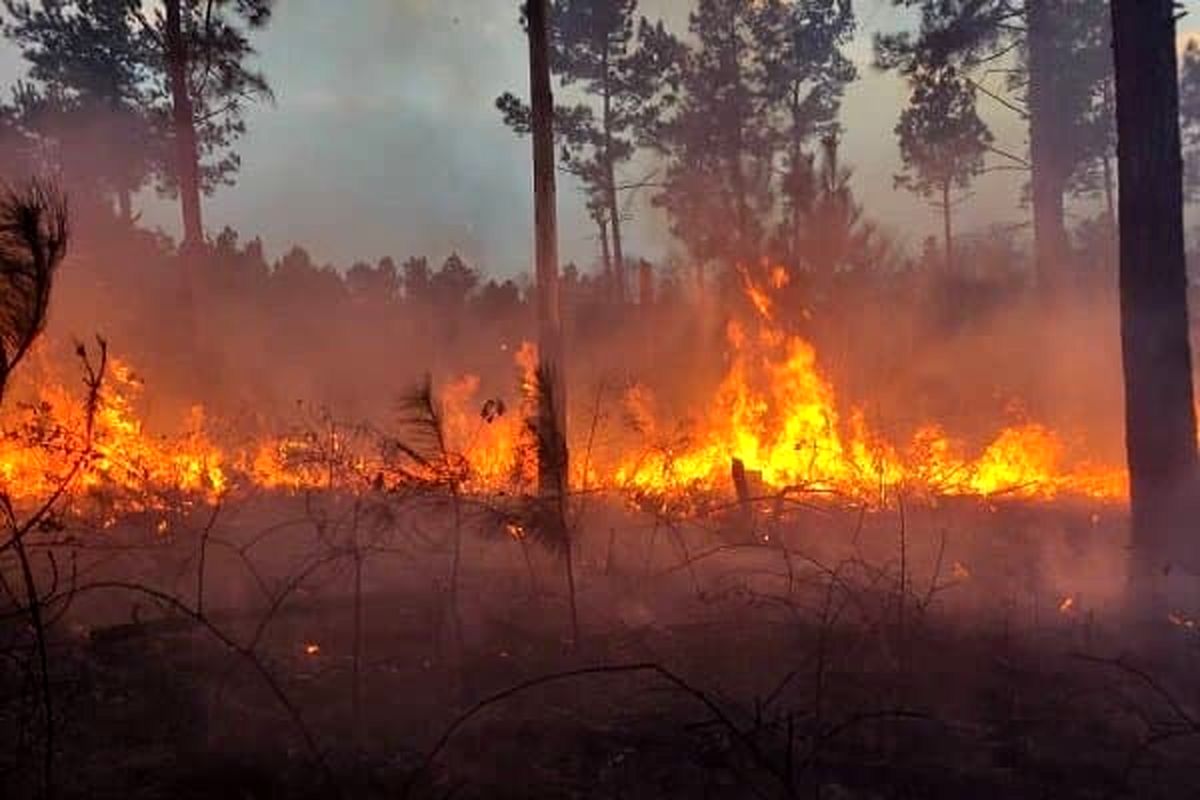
top-left (1026, 0), bottom-right (1070, 297)
top-left (528, 0), bottom-right (568, 499)
top-left (1111, 0), bottom-right (1198, 613)
top-left (725, 7), bottom-right (750, 261)
top-left (597, 213), bottom-right (612, 293)
top-left (601, 44), bottom-right (627, 304)
top-left (164, 0), bottom-right (204, 249)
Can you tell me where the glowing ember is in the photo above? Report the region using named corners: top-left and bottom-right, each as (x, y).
top-left (304, 643), bottom-right (321, 656)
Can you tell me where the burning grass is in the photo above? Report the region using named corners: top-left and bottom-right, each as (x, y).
top-left (0, 265), bottom-right (1131, 520)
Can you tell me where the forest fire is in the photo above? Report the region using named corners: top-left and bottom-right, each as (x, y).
top-left (613, 266), bottom-right (1128, 503)
top-left (0, 266), bottom-right (1129, 514)
top-left (8, 1), bottom-right (1200, 795)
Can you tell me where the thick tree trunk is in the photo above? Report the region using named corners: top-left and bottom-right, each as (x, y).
top-left (527, 0), bottom-right (568, 500)
top-left (164, 0), bottom-right (204, 249)
top-left (1111, 0), bottom-right (1198, 613)
top-left (1026, 0), bottom-right (1070, 297)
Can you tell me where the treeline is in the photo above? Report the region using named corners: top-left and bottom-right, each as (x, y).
top-left (0, 0), bottom-right (273, 246)
top-left (491, 0), bottom-right (1131, 294)
top-left (0, 1), bottom-right (1121, 289)
top-left (8, 1), bottom-right (1200, 294)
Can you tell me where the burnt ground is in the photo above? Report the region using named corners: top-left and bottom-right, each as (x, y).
top-left (2, 493), bottom-right (1199, 799)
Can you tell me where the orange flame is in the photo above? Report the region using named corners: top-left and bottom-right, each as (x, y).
top-left (0, 265), bottom-right (1132, 512)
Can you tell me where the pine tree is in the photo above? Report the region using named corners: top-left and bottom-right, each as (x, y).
top-left (756, 0), bottom-right (856, 271)
top-left (877, 0), bottom-right (1113, 297)
top-left (1111, 0), bottom-right (1198, 613)
top-left (653, 0), bottom-right (774, 267)
top-left (894, 65), bottom-right (992, 271)
top-left (497, 0), bottom-right (681, 302)
top-left (152, 0), bottom-right (273, 249)
top-left (4, 0), bottom-right (156, 221)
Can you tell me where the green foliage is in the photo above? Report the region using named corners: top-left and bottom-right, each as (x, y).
top-left (894, 65), bottom-right (991, 203)
top-left (148, 0), bottom-right (275, 197)
top-left (3, 0), bottom-right (157, 211)
top-left (875, 0), bottom-right (1114, 205)
top-left (496, 0), bottom-right (682, 270)
top-left (1, 0), bottom-right (273, 216)
top-left (653, 0), bottom-right (857, 269)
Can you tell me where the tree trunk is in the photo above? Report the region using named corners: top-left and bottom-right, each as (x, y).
top-left (789, 104), bottom-right (804, 272)
top-left (527, 0), bottom-right (568, 499)
top-left (1111, 0), bottom-right (1198, 614)
top-left (1102, 147), bottom-right (1117, 278)
top-left (601, 45), bottom-right (627, 304)
top-left (726, 8), bottom-right (750, 261)
top-left (1026, 0), bottom-right (1069, 298)
top-left (597, 213), bottom-right (612, 294)
top-left (164, 0), bottom-right (204, 249)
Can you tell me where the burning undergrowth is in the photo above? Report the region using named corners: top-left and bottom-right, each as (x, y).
top-left (0, 262), bottom-right (1131, 524)
top-left (4, 254), bottom-right (1197, 799)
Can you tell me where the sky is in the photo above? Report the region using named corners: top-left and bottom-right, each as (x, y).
top-left (4, 1), bottom-right (1200, 276)
top-left (181, 0), bottom-right (930, 273)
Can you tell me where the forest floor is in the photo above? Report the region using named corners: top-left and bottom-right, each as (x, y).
top-left (3, 495), bottom-right (1198, 799)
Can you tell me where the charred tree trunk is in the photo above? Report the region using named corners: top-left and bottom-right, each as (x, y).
top-left (164, 0), bottom-right (204, 250)
top-left (527, 0), bottom-right (568, 500)
top-left (1027, 0), bottom-right (1070, 298)
top-left (529, 0), bottom-right (574, 644)
top-left (1111, 0), bottom-right (1198, 612)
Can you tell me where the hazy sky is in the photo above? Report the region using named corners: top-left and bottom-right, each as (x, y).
top-left (6, 1), bottom-right (1200, 276)
top-left (175, 0), bottom-right (930, 273)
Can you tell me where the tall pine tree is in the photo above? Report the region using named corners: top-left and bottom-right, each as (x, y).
top-left (756, 0), bottom-right (856, 272)
top-left (894, 64), bottom-right (992, 271)
top-left (877, 0), bottom-right (1113, 297)
top-left (4, 0), bottom-right (156, 221)
top-left (497, 0), bottom-right (680, 302)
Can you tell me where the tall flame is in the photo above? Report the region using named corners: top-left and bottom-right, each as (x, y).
top-left (614, 266), bottom-right (1128, 503)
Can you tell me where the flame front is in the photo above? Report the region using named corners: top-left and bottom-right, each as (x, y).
top-left (613, 266), bottom-right (1128, 504)
top-left (0, 266), bottom-right (1131, 511)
